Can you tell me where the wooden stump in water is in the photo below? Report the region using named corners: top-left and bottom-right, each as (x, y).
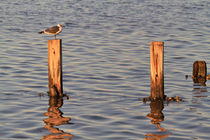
top-left (48, 39), bottom-right (63, 96)
top-left (150, 42), bottom-right (164, 100)
top-left (192, 61), bottom-right (207, 84)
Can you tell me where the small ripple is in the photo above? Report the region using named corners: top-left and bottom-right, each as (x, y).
top-left (81, 114), bottom-right (110, 122)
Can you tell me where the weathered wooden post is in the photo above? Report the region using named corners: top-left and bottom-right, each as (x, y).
top-left (150, 42), bottom-right (164, 100)
top-left (192, 61), bottom-right (207, 84)
top-left (48, 39), bottom-right (63, 96)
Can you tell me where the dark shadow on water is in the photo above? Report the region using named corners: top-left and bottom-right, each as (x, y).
top-left (145, 100), bottom-right (170, 140)
top-left (42, 96), bottom-right (73, 140)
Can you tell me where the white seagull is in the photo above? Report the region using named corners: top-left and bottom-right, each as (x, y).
top-left (38, 24), bottom-right (64, 39)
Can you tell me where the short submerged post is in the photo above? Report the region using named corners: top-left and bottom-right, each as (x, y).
top-left (150, 42), bottom-right (164, 100)
top-left (48, 39), bottom-right (63, 96)
top-left (192, 61), bottom-right (207, 84)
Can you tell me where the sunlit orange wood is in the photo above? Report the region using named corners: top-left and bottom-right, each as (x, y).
top-left (150, 42), bottom-right (164, 99)
top-left (48, 39), bottom-right (63, 96)
top-left (192, 61), bottom-right (207, 84)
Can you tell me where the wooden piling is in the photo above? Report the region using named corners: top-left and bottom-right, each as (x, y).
top-left (48, 39), bottom-right (63, 96)
top-left (192, 61), bottom-right (207, 84)
top-left (150, 42), bottom-right (164, 100)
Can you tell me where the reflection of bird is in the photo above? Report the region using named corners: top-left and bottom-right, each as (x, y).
top-left (38, 24), bottom-right (64, 39)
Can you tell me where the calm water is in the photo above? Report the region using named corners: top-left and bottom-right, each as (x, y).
top-left (0, 0), bottom-right (210, 139)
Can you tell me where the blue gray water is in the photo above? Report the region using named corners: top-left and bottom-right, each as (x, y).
top-left (0, 0), bottom-right (210, 139)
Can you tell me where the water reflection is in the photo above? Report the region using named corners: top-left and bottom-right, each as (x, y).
top-left (193, 77), bottom-right (206, 87)
top-left (146, 100), bottom-right (165, 132)
top-left (193, 75), bottom-right (208, 96)
top-left (145, 133), bottom-right (169, 140)
top-left (42, 96), bottom-right (73, 140)
top-left (145, 100), bottom-right (170, 140)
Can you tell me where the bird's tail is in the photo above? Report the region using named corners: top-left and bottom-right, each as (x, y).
top-left (38, 31), bottom-right (44, 34)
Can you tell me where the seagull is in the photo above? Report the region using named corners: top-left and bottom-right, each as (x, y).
top-left (38, 24), bottom-right (64, 39)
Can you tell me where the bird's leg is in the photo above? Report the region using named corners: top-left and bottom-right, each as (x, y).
top-left (54, 35), bottom-right (56, 39)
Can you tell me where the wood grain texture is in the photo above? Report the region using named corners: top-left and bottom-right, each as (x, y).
top-left (192, 61), bottom-right (207, 84)
top-left (48, 39), bottom-right (63, 96)
top-left (150, 42), bottom-right (164, 99)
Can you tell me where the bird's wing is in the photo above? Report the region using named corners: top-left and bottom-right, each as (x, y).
top-left (45, 26), bottom-right (59, 33)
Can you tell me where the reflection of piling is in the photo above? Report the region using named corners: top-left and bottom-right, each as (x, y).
top-left (146, 100), bottom-right (166, 132)
top-left (48, 39), bottom-right (63, 96)
top-left (192, 61), bottom-right (207, 84)
top-left (43, 96), bottom-right (73, 140)
top-left (150, 42), bottom-right (164, 100)
top-left (147, 100), bottom-right (164, 123)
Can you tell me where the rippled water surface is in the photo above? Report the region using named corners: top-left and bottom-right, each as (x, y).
top-left (0, 0), bottom-right (210, 139)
